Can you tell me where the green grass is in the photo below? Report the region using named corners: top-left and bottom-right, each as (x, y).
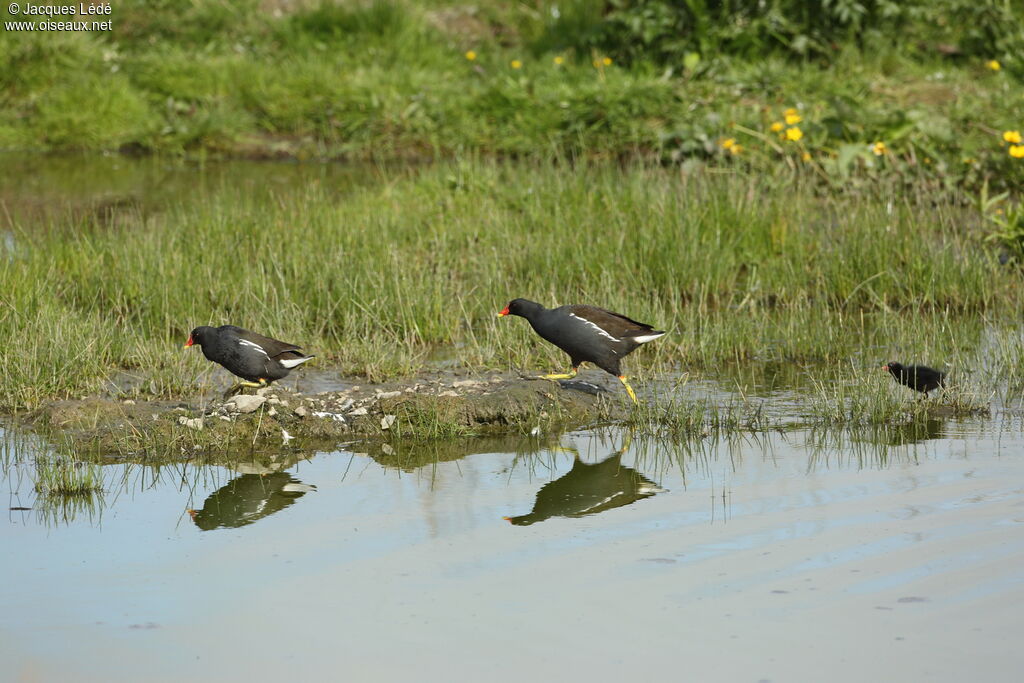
top-left (33, 455), bottom-right (103, 496)
top-left (2, 160), bottom-right (1021, 416)
top-left (0, 1), bottom-right (1021, 193)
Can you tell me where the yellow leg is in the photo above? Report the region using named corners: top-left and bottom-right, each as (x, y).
top-left (537, 366), bottom-right (578, 381)
top-left (618, 375), bottom-right (639, 406)
top-left (225, 378), bottom-right (268, 396)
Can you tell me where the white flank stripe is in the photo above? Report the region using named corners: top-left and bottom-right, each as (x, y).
top-left (237, 339), bottom-right (269, 357)
top-left (279, 356), bottom-right (314, 369)
top-left (630, 332), bottom-right (666, 344)
top-left (569, 313), bottom-right (619, 342)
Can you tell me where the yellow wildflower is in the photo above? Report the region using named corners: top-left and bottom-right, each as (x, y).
top-left (1003, 130), bottom-right (1022, 144)
top-left (784, 107), bottom-right (798, 117)
top-left (721, 138), bottom-right (736, 150)
top-left (553, 55), bottom-right (564, 66)
top-left (770, 122), bottom-right (784, 132)
top-left (729, 144), bottom-right (742, 156)
top-left (962, 157), bottom-right (975, 164)
top-left (785, 113), bottom-right (802, 125)
top-left (1011, 145), bottom-right (1024, 159)
top-left (785, 126), bottom-right (803, 142)
top-left (464, 50), bottom-right (477, 61)
top-left (602, 57), bottom-right (612, 66)
top-left (987, 60), bottom-right (1001, 71)
top-left (871, 141), bottom-right (886, 156)
top-left (510, 59), bottom-right (522, 69)
top-left (801, 152), bottom-right (811, 162)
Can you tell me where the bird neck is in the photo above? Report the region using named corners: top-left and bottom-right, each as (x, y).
top-left (514, 300), bottom-right (547, 322)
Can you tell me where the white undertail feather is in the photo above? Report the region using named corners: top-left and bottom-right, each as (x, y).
top-left (630, 331), bottom-right (666, 344)
top-left (279, 355), bottom-right (314, 369)
top-left (237, 339), bottom-right (269, 357)
top-left (569, 313), bottom-right (620, 342)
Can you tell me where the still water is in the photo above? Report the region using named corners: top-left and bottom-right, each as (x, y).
top-left (3, 421), bottom-right (1023, 682)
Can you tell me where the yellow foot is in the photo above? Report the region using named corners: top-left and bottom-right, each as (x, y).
top-left (537, 367), bottom-right (578, 381)
top-left (224, 378), bottom-right (268, 397)
top-left (618, 375), bottom-right (639, 406)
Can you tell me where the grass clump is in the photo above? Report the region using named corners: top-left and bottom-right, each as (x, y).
top-left (33, 456), bottom-right (103, 497)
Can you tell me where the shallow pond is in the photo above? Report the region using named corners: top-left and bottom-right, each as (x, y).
top-left (3, 418), bottom-right (1023, 681)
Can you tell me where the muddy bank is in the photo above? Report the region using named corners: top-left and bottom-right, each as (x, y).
top-left (25, 373), bottom-right (628, 462)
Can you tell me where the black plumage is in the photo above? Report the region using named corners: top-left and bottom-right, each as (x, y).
top-left (185, 325), bottom-right (314, 389)
top-left (498, 298), bottom-right (665, 404)
top-left (883, 362), bottom-right (946, 396)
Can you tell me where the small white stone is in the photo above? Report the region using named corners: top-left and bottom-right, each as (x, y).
top-left (226, 395), bottom-right (267, 414)
top-left (452, 380), bottom-right (478, 388)
top-left (267, 398), bottom-right (282, 405)
top-left (348, 406), bottom-right (368, 417)
top-left (376, 390), bottom-right (401, 400)
top-left (256, 387), bottom-right (272, 397)
top-left (122, 399), bottom-right (136, 405)
top-left (219, 415), bottom-right (232, 422)
top-left (381, 444), bottom-right (395, 455)
top-left (294, 405), bottom-right (308, 417)
top-left (312, 411), bottom-right (346, 424)
top-left (380, 414), bottom-right (397, 430)
top-left (267, 407), bottom-right (278, 417)
top-left (177, 416), bottom-right (204, 430)
top-left (337, 398), bottom-right (355, 412)
top-left (438, 391), bottom-right (458, 398)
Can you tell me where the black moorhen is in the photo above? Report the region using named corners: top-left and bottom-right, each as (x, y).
top-left (497, 298), bottom-right (665, 404)
top-left (185, 325), bottom-right (314, 391)
top-left (883, 362), bottom-right (945, 397)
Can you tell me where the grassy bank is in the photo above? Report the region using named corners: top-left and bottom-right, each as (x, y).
top-left (2, 161), bottom-right (1022, 410)
top-left (0, 1), bottom-right (1022, 192)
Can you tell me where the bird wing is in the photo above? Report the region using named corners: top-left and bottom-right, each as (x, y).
top-left (225, 326), bottom-right (305, 359)
top-left (567, 305), bottom-right (657, 337)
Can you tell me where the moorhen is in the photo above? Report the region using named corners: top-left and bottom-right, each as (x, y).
top-left (185, 325), bottom-right (314, 392)
top-left (883, 362), bottom-right (945, 397)
top-left (497, 298), bottom-right (665, 404)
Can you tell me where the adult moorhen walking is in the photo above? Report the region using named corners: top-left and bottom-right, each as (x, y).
top-left (497, 298), bottom-right (665, 405)
top-left (185, 325), bottom-right (314, 392)
top-left (883, 362), bottom-right (945, 397)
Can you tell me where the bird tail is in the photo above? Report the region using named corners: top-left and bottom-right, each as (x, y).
top-left (629, 330), bottom-right (666, 344)
top-left (279, 355), bottom-right (315, 369)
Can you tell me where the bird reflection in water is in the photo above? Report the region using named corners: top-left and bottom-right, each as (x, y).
top-left (188, 471), bottom-right (316, 531)
top-left (504, 436), bottom-right (666, 526)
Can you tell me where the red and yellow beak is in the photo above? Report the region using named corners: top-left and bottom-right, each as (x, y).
top-left (497, 305), bottom-right (510, 317)
top-left (184, 335), bottom-right (194, 349)
top-left (881, 364), bottom-right (889, 371)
